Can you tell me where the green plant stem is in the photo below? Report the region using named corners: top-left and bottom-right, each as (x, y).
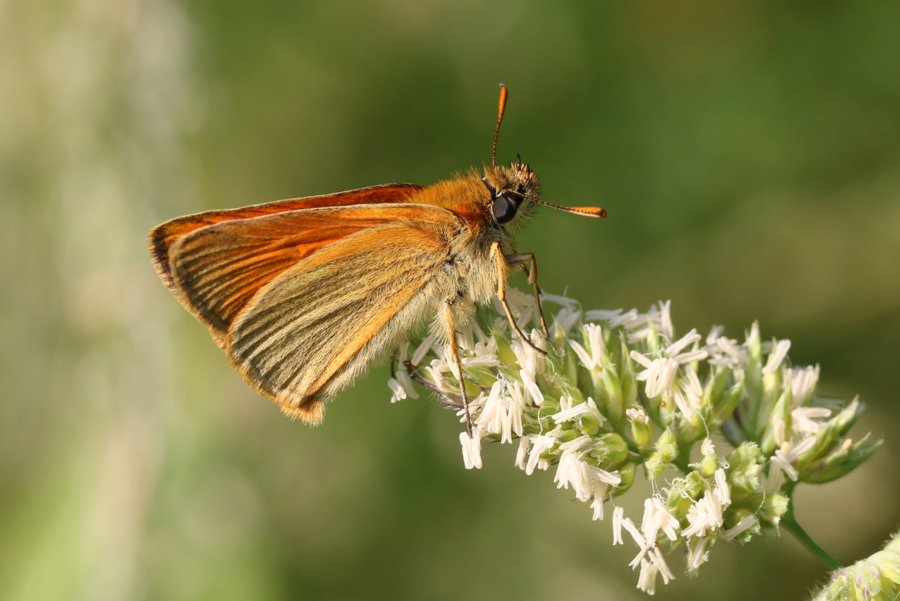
top-left (782, 513), bottom-right (842, 570)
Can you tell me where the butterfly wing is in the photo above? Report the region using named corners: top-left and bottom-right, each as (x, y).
top-left (221, 210), bottom-right (460, 423)
top-left (162, 201), bottom-right (434, 346)
top-left (164, 202), bottom-right (461, 422)
top-left (149, 183), bottom-right (423, 293)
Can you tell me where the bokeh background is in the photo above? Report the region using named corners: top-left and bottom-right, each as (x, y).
top-left (2, 1), bottom-right (899, 600)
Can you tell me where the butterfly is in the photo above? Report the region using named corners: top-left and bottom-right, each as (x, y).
top-left (149, 85), bottom-right (605, 431)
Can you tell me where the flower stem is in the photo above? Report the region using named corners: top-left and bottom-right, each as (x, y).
top-left (782, 512), bottom-right (842, 570)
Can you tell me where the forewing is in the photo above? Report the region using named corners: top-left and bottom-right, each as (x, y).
top-left (149, 183), bottom-right (422, 292)
top-left (226, 215), bottom-right (457, 423)
top-left (166, 202), bottom-right (444, 341)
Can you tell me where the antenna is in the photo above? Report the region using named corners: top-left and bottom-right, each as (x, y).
top-left (489, 84), bottom-right (606, 220)
top-left (534, 198), bottom-right (607, 219)
top-left (491, 83), bottom-right (508, 169)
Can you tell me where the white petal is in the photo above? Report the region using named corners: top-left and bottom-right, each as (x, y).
top-left (554, 452), bottom-right (592, 501)
top-left (772, 416), bottom-right (786, 446)
top-left (515, 435), bottom-right (530, 470)
top-left (714, 468), bottom-right (731, 506)
top-left (792, 406), bottom-right (831, 434)
top-left (673, 389), bottom-right (696, 420)
top-left (622, 517), bottom-right (647, 550)
top-left (643, 358), bottom-right (678, 398)
top-left (658, 300), bottom-right (674, 341)
top-left (540, 292), bottom-right (579, 308)
top-left (629, 350), bottom-right (653, 369)
top-left (592, 467), bottom-right (622, 486)
top-left (786, 435), bottom-right (817, 462)
top-left (686, 538), bottom-right (709, 570)
top-left (585, 323), bottom-right (606, 364)
top-left (525, 435), bottom-right (556, 476)
top-left (650, 547), bottom-right (674, 584)
top-left (788, 365), bottom-right (820, 405)
top-left (520, 369), bottom-right (544, 406)
top-left (674, 349), bottom-right (709, 364)
top-left (637, 559), bottom-right (658, 595)
top-left (459, 431), bottom-right (482, 470)
top-left (585, 308), bottom-right (624, 322)
top-left (626, 406), bottom-right (649, 424)
top-left (570, 340), bottom-right (596, 370)
top-left (551, 398), bottom-right (603, 426)
top-left (387, 378), bottom-right (407, 403)
top-left (665, 329), bottom-right (701, 357)
top-left (706, 325), bottom-right (724, 345)
top-left (590, 483), bottom-right (608, 521)
top-left (557, 434), bottom-right (593, 453)
top-left (722, 515), bottom-right (758, 541)
top-left (771, 450), bottom-right (798, 482)
top-left (411, 335), bottom-right (435, 365)
top-left (641, 497), bottom-right (679, 544)
top-left (612, 506), bottom-right (625, 545)
top-left (764, 463), bottom-right (786, 494)
top-left (763, 339), bottom-right (792, 374)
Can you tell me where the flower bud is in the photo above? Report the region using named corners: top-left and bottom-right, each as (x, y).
top-left (626, 406), bottom-right (652, 451)
top-left (646, 427), bottom-right (678, 480)
top-left (812, 532), bottom-right (900, 601)
top-left (727, 443), bottom-right (764, 503)
top-left (586, 433), bottom-right (629, 470)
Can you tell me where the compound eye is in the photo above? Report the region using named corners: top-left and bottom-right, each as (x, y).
top-left (491, 194), bottom-right (518, 224)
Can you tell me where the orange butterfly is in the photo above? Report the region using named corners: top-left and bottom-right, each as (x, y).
top-left (149, 85), bottom-right (605, 431)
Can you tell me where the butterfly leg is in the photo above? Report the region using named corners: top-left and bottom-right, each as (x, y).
top-left (402, 360), bottom-right (464, 410)
top-left (441, 302), bottom-right (474, 436)
top-left (490, 241), bottom-right (547, 356)
top-left (505, 252), bottom-right (549, 339)
top-left (389, 348), bottom-right (398, 379)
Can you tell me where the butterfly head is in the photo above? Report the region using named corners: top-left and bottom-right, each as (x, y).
top-left (482, 156), bottom-right (540, 227)
top-left (482, 156), bottom-right (605, 227)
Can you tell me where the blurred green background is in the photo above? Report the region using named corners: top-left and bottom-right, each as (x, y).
top-left (2, 1), bottom-right (899, 599)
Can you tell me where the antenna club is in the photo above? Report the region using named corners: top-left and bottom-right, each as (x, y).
top-left (491, 84), bottom-right (509, 169)
top-left (534, 198), bottom-right (607, 219)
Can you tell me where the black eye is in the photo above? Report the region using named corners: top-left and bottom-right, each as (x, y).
top-left (491, 194), bottom-right (518, 224)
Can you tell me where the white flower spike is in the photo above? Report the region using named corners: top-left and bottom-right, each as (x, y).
top-left (391, 297), bottom-right (878, 595)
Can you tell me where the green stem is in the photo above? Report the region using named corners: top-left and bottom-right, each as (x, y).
top-left (782, 512), bottom-right (842, 570)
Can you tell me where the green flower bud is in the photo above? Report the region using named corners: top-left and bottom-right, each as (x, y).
top-left (467, 366), bottom-right (498, 388)
top-left (586, 433), bottom-right (629, 470)
top-left (599, 367), bottom-right (625, 429)
top-left (710, 378), bottom-right (744, 428)
top-left (612, 463), bottom-right (636, 496)
top-left (646, 427), bottom-right (678, 480)
top-left (796, 398), bottom-right (865, 470)
top-left (800, 437), bottom-right (883, 484)
top-left (618, 333), bottom-right (638, 409)
top-left (628, 412), bottom-right (652, 452)
top-left (579, 413), bottom-right (602, 436)
top-left (666, 472), bottom-right (705, 519)
top-left (743, 322), bottom-right (764, 435)
top-left (555, 429), bottom-right (581, 443)
top-left (761, 493), bottom-right (789, 525)
top-left (699, 451), bottom-right (719, 478)
top-left (726, 443), bottom-right (764, 502)
top-left (494, 332), bottom-right (518, 368)
top-left (812, 532), bottom-right (900, 601)
top-left (760, 388), bottom-right (792, 455)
